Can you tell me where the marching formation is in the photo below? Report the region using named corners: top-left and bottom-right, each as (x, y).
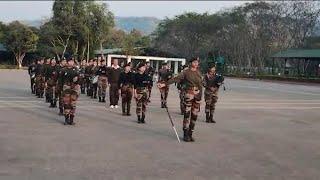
top-left (28, 57), bottom-right (224, 142)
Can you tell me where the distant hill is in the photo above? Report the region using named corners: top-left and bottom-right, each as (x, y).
top-left (115, 17), bottom-right (160, 35)
top-left (20, 16), bottom-right (161, 35)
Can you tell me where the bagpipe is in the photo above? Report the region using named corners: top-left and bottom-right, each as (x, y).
top-left (206, 73), bottom-right (224, 88)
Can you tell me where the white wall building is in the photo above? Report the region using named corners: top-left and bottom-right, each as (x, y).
top-left (107, 54), bottom-right (186, 74)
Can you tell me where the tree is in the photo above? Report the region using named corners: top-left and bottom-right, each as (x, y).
top-left (3, 21), bottom-right (38, 69)
top-left (122, 29), bottom-right (150, 56)
top-left (51, 0), bottom-right (74, 60)
top-left (0, 21), bottom-right (7, 43)
top-left (152, 1), bottom-right (320, 74)
top-left (86, 2), bottom-right (114, 59)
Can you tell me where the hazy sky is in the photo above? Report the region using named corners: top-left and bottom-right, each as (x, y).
top-left (0, 1), bottom-right (250, 22)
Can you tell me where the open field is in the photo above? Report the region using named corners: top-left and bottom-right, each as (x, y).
top-left (0, 69), bottom-right (319, 180)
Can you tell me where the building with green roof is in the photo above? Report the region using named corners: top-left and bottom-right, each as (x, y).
top-left (271, 49), bottom-right (320, 77)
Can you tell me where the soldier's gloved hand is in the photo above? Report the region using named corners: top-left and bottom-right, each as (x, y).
top-left (73, 77), bottom-right (78, 82)
top-left (118, 89), bottom-right (121, 95)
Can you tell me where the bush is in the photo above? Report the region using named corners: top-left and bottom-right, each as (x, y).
top-left (225, 74), bottom-right (320, 83)
top-left (0, 64), bottom-right (19, 69)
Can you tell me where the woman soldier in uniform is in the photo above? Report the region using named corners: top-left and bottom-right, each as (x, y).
top-left (203, 64), bottom-right (223, 123)
top-left (133, 62), bottom-right (153, 123)
top-left (158, 57), bottom-right (203, 142)
top-left (61, 58), bottom-right (80, 125)
top-left (118, 63), bottom-right (135, 116)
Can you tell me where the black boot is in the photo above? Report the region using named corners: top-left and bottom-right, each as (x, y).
top-left (53, 100), bottom-right (57, 108)
top-left (205, 112), bottom-right (210, 123)
top-left (49, 101), bottom-right (55, 108)
top-left (141, 113), bottom-right (145, 124)
top-left (64, 115), bottom-right (70, 125)
top-left (137, 116), bottom-right (141, 123)
top-left (59, 107), bottom-right (63, 116)
top-left (183, 128), bottom-right (190, 142)
top-left (46, 94), bottom-right (50, 103)
top-left (70, 115), bottom-right (75, 125)
top-left (126, 103), bottom-right (131, 116)
top-left (189, 129), bottom-right (195, 142)
top-left (99, 97), bottom-right (102, 102)
top-left (122, 103), bottom-right (126, 116)
top-left (161, 102), bottom-right (164, 108)
top-left (209, 112), bottom-right (216, 123)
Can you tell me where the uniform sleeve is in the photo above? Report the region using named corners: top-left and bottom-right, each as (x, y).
top-left (118, 73), bottom-right (123, 87)
top-left (28, 66), bottom-right (31, 75)
top-left (166, 71), bottom-right (185, 85)
top-left (202, 75), bottom-right (208, 88)
top-left (133, 74), bottom-right (137, 89)
top-left (148, 75), bottom-right (153, 87)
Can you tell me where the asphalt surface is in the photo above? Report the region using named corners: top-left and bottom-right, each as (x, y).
top-left (0, 69), bottom-right (319, 180)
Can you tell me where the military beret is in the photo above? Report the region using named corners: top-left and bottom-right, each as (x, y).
top-left (137, 62), bottom-right (146, 69)
top-left (188, 57), bottom-right (199, 63)
top-left (124, 63), bottom-right (131, 67)
top-left (208, 63), bottom-right (216, 69)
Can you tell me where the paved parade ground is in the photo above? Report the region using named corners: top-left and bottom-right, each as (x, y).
top-left (0, 69), bottom-right (319, 180)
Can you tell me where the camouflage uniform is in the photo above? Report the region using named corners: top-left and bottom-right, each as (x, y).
top-left (43, 62), bottom-right (51, 102)
top-left (158, 67), bottom-right (173, 108)
top-left (34, 63), bottom-right (45, 98)
top-left (28, 63), bottom-right (36, 94)
top-left (89, 65), bottom-right (99, 99)
top-left (85, 64), bottom-right (93, 96)
top-left (97, 65), bottom-right (108, 102)
top-left (134, 72), bottom-right (153, 123)
top-left (57, 65), bottom-right (66, 115)
top-left (166, 68), bottom-right (203, 142)
top-left (79, 65), bottom-right (86, 94)
top-left (61, 66), bottom-right (80, 125)
top-left (46, 65), bottom-right (59, 108)
top-left (177, 79), bottom-right (186, 115)
top-left (119, 70), bottom-right (134, 115)
top-left (203, 73), bottom-right (223, 123)
top-left (145, 65), bottom-right (154, 102)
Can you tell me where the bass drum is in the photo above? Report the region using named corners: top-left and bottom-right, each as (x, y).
top-left (92, 75), bottom-right (99, 84)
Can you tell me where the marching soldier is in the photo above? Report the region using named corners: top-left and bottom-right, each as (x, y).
top-left (145, 61), bottom-right (154, 102)
top-left (46, 58), bottom-right (59, 108)
top-left (35, 58), bottom-right (45, 98)
top-left (118, 63), bottom-right (135, 116)
top-left (85, 59), bottom-right (93, 96)
top-left (90, 60), bottom-right (99, 99)
top-left (97, 59), bottom-right (108, 102)
top-left (43, 58), bottom-right (51, 102)
top-left (28, 60), bottom-right (37, 94)
top-left (79, 59), bottom-right (87, 94)
top-left (203, 64), bottom-right (224, 123)
top-left (134, 62), bottom-right (153, 123)
top-left (177, 65), bottom-right (188, 115)
top-left (108, 59), bottom-right (122, 108)
top-left (57, 58), bottom-right (67, 115)
top-left (158, 62), bottom-right (173, 108)
top-left (158, 57), bottom-right (203, 142)
top-left (61, 58), bottom-right (80, 125)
